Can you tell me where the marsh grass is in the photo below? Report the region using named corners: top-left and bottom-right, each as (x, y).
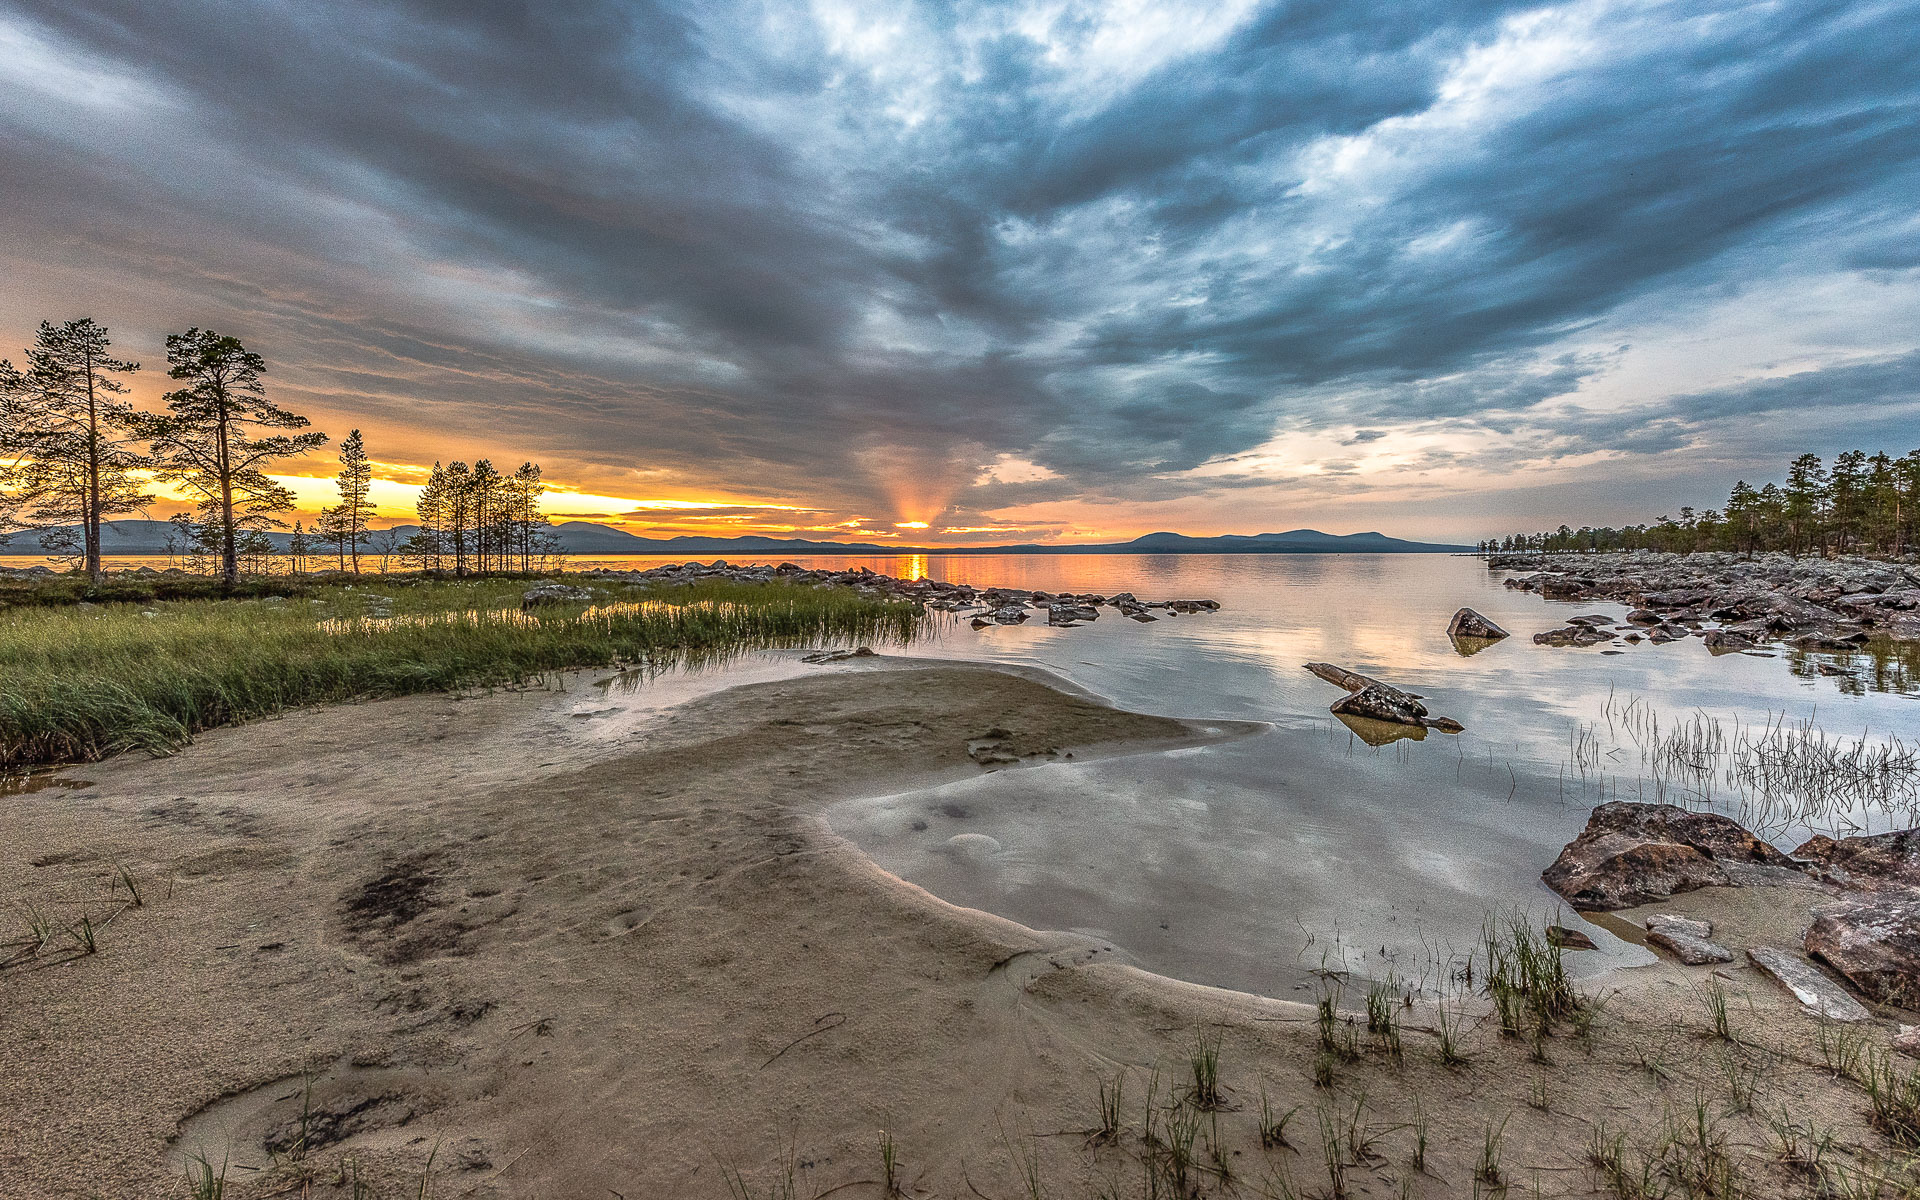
top-left (1095, 1069), bottom-right (1126, 1145)
top-left (879, 1127), bottom-right (902, 1197)
top-left (184, 1150), bottom-right (229, 1200)
top-left (1475, 1114), bottom-right (1510, 1191)
top-left (1699, 980), bottom-right (1734, 1042)
top-left (1858, 1048), bottom-right (1920, 1147)
top-left (1188, 1029), bottom-right (1226, 1110)
top-left (0, 578), bottom-right (922, 768)
top-left (1260, 1091), bottom-right (1298, 1150)
top-left (114, 863), bottom-right (142, 907)
top-left (1316, 1106), bottom-right (1347, 1200)
top-left (719, 1134), bottom-right (807, 1200)
top-left (22, 904), bottom-right (56, 954)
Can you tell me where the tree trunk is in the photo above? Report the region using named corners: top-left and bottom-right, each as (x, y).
top-left (84, 345), bottom-right (103, 582)
top-left (214, 375), bottom-right (238, 586)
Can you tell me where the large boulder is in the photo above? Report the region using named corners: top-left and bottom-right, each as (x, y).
top-left (1446, 608), bottom-right (1510, 642)
top-left (1807, 898), bottom-right (1920, 1009)
top-left (1541, 801), bottom-right (1802, 910)
top-left (1795, 830), bottom-right (1920, 893)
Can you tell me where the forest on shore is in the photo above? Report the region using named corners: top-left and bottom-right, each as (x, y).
top-left (1484, 449), bottom-right (1920, 557)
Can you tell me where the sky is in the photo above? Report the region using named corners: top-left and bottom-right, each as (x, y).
top-left (1, 0), bottom-right (1916, 545)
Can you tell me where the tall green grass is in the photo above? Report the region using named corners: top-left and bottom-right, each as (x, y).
top-left (0, 578), bottom-right (923, 769)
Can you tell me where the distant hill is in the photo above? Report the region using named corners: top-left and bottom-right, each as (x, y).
top-left (2, 518), bottom-right (1470, 557)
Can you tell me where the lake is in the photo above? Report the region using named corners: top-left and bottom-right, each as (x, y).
top-left (31, 551), bottom-right (1920, 999)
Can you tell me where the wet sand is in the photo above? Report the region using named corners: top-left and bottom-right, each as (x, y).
top-left (0, 657), bottom-right (1910, 1198)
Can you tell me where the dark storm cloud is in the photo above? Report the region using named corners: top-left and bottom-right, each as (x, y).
top-left (1, 0), bottom-right (1916, 525)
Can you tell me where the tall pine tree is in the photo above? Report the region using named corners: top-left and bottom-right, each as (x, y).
top-left (0, 319), bottom-right (151, 579)
top-left (133, 329), bottom-right (327, 584)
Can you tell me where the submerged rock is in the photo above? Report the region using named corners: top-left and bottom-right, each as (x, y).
top-left (1546, 924), bottom-right (1596, 950)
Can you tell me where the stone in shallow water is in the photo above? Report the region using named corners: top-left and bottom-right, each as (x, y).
top-left (1446, 607), bottom-right (1510, 641)
top-left (1646, 913), bottom-right (1713, 939)
top-left (1647, 928), bottom-right (1732, 965)
top-left (1546, 925), bottom-right (1596, 950)
top-left (1746, 946), bottom-right (1870, 1021)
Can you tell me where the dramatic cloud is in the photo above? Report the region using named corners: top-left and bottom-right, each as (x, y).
top-left (1, 0), bottom-right (1915, 541)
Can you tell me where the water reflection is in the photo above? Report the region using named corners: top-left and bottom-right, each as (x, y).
top-left (818, 554), bottom-right (1918, 997)
top-left (1336, 713), bottom-right (1427, 746)
top-left (0, 772), bottom-right (91, 797)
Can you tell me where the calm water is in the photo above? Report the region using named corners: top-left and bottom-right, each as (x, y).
top-left (776, 553), bottom-right (1915, 998)
top-left (33, 552), bottom-right (1920, 999)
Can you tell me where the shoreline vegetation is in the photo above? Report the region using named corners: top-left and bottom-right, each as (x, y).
top-left (0, 576), bottom-right (921, 771)
top-left (1484, 449), bottom-right (1920, 558)
top-left (0, 557), bottom-right (1223, 774)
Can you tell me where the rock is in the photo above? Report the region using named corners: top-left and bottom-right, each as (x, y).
top-left (1647, 927), bottom-right (1733, 964)
top-left (1747, 946), bottom-right (1871, 1021)
top-left (1446, 608), bottom-right (1510, 641)
top-left (1305, 662), bottom-right (1463, 732)
top-left (1646, 913), bottom-right (1713, 939)
top-left (1894, 1025), bottom-right (1920, 1057)
top-left (1793, 830), bottom-right (1920, 892)
top-left (1546, 925), bottom-right (1596, 950)
top-left (990, 605), bottom-right (1029, 625)
top-left (521, 584), bottom-right (595, 608)
top-left (1534, 626), bottom-right (1612, 647)
top-left (1541, 801), bottom-right (1803, 910)
top-left (1701, 629), bottom-right (1756, 653)
top-left (1331, 684), bottom-right (1431, 727)
top-left (967, 738), bottom-right (1021, 765)
top-left (1047, 603), bottom-right (1099, 626)
top-left (1806, 898), bottom-right (1920, 1008)
top-left (1543, 833), bottom-right (1729, 910)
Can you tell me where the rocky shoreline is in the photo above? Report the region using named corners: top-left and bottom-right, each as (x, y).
top-left (1487, 549), bottom-right (1920, 651)
top-left (578, 559), bottom-right (1222, 628)
top-left (1545, 801), bottom-right (1920, 1016)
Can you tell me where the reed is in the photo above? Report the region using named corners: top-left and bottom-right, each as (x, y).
top-left (0, 578), bottom-right (922, 769)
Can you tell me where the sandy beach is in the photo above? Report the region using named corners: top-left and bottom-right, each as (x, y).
top-left (1, 656), bottom-right (1910, 1199)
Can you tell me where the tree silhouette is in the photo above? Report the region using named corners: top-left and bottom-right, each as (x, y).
top-left (0, 319), bottom-right (151, 579)
top-left (133, 329), bottom-right (327, 584)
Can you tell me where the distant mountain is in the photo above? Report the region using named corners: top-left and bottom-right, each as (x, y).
top-left (2, 518), bottom-right (1471, 558)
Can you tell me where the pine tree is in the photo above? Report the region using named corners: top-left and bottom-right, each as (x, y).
top-left (1783, 453), bottom-right (1829, 556)
top-left (287, 520), bottom-right (311, 574)
top-left (331, 429), bottom-right (376, 573)
top-left (0, 320), bottom-right (151, 579)
top-left (133, 330), bottom-right (327, 584)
